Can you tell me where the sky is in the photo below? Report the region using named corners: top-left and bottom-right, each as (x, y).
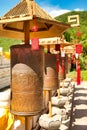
top-left (0, 0), bottom-right (87, 17)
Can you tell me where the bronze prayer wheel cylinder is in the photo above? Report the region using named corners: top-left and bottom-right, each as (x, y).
top-left (59, 55), bottom-right (66, 80)
top-left (10, 44), bottom-right (44, 116)
top-left (44, 53), bottom-right (58, 90)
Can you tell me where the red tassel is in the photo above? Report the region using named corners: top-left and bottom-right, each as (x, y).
top-left (77, 64), bottom-right (81, 85)
top-left (56, 55), bottom-right (59, 72)
top-left (62, 58), bottom-right (64, 74)
top-left (31, 38), bottom-right (39, 50)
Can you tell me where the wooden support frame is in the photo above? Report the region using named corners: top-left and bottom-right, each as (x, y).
top-left (68, 15), bottom-right (80, 27)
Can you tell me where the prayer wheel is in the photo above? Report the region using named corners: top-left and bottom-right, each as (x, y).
top-left (44, 53), bottom-right (58, 90)
top-left (10, 44), bottom-right (44, 116)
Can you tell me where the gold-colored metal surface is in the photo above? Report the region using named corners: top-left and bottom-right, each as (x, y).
top-left (10, 45), bottom-right (44, 116)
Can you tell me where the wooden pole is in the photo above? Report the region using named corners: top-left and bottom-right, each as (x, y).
top-left (49, 90), bottom-right (52, 101)
top-left (48, 90), bottom-right (52, 117)
top-left (24, 2), bottom-right (31, 129)
top-left (24, 21), bottom-right (30, 44)
top-left (57, 89), bottom-right (60, 98)
top-left (49, 101), bottom-right (52, 117)
top-left (43, 90), bottom-right (49, 108)
top-left (62, 80), bottom-right (64, 88)
top-left (57, 78), bottom-right (60, 98)
top-left (25, 116), bottom-right (32, 130)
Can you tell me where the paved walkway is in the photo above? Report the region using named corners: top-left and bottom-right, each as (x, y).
top-left (0, 57), bottom-right (10, 89)
top-left (71, 81), bottom-right (87, 130)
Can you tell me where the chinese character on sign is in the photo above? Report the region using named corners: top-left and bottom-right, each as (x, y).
top-left (68, 15), bottom-right (80, 27)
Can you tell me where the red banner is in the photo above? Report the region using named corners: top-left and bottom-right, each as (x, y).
top-left (77, 64), bottom-right (81, 85)
top-left (31, 38), bottom-right (39, 50)
top-left (76, 44), bottom-right (82, 54)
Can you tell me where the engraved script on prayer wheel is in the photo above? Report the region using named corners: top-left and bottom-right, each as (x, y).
top-left (10, 44), bottom-right (44, 116)
top-left (44, 53), bottom-right (58, 90)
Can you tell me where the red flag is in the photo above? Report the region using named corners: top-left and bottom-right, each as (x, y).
top-left (77, 64), bottom-right (81, 85)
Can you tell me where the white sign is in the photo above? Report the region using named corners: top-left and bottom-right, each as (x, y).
top-left (68, 15), bottom-right (80, 27)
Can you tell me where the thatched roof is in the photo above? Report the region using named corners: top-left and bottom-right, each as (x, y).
top-left (2, 0), bottom-right (54, 22)
top-left (0, 0), bottom-right (70, 40)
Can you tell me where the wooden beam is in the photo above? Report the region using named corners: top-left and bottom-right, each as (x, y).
top-left (0, 25), bottom-right (67, 40)
top-left (0, 30), bottom-right (24, 40)
top-left (0, 16), bottom-right (32, 24)
top-left (68, 15), bottom-right (80, 27)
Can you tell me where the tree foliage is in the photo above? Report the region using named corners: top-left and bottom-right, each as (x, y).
top-left (55, 11), bottom-right (87, 70)
top-left (55, 11), bottom-right (87, 42)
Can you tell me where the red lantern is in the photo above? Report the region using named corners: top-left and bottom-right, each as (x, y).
top-left (76, 44), bottom-right (82, 54)
top-left (31, 18), bottom-right (39, 50)
top-left (32, 25), bottom-right (38, 32)
top-left (31, 38), bottom-right (39, 50)
top-left (76, 31), bottom-right (82, 38)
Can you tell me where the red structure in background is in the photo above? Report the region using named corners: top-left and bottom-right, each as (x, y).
top-left (76, 44), bottom-right (83, 54)
top-left (62, 58), bottom-right (65, 74)
top-left (76, 27), bottom-right (83, 85)
top-left (77, 61), bottom-right (81, 85)
top-left (55, 44), bottom-right (60, 73)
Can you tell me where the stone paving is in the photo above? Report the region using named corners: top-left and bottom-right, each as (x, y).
top-left (71, 81), bottom-right (87, 130)
top-left (0, 57), bottom-right (10, 89)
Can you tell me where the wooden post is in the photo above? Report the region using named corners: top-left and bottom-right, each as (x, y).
top-left (49, 90), bottom-right (52, 101)
top-left (57, 78), bottom-right (60, 98)
top-left (49, 101), bottom-right (52, 117)
top-left (25, 116), bottom-right (32, 130)
top-left (57, 89), bottom-right (60, 98)
top-left (43, 90), bottom-right (47, 108)
top-left (43, 90), bottom-right (52, 108)
top-left (24, 2), bottom-right (32, 129)
top-left (62, 80), bottom-right (64, 88)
